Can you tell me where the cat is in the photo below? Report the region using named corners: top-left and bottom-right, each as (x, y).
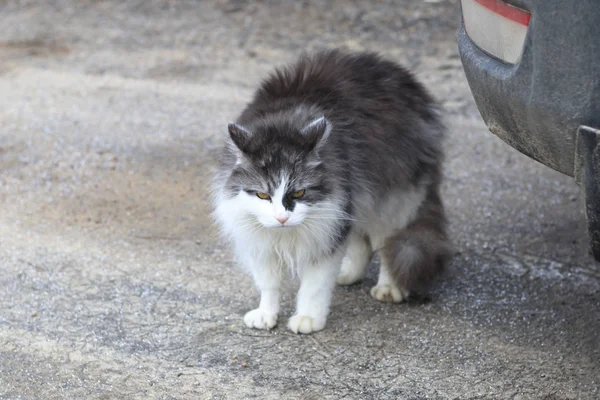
top-left (212, 49), bottom-right (451, 334)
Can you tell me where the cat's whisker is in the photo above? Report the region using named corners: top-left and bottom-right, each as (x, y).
top-left (237, 221), bottom-right (261, 231)
top-left (237, 220), bottom-right (265, 236)
top-left (307, 216), bottom-right (367, 223)
top-left (310, 207), bottom-right (352, 213)
top-left (307, 212), bottom-right (366, 222)
top-left (237, 220), bottom-right (258, 228)
top-left (310, 209), bottom-right (344, 214)
top-left (302, 221), bottom-right (335, 240)
top-left (311, 210), bottom-right (358, 220)
top-left (298, 224), bottom-right (312, 245)
top-left (247, 226), bottom-right (264, 237)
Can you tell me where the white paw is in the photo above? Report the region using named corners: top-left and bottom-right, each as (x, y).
top-left (243, 309), bottom-right (278, 330)
top-left (370, 284), bottom-right (407, 303)
top-left (287, 315), bottom-right (326, 334)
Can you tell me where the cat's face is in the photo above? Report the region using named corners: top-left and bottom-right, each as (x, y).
top-left (235, 176), bottom-right (312, 228)
top-left (223, 117), bottom-right (335, 229)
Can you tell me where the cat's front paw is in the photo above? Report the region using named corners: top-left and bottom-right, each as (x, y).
top-left (287, 314), bottom-right (326, 334)
top-left (244, 309), bottom-right (278, 330)
top-left (370, 284), bottom-right (407, 303)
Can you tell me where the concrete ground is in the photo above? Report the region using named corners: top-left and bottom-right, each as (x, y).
top-left (0, 1), bottom-right (598, 399)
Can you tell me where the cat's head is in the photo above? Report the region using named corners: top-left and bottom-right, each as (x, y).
top-left (221, 116), bottom-right (338, 229)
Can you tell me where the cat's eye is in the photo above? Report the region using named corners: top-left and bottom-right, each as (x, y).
top-left (256, 192), bottom-right (271, 200)
top-left (291, 189), bottom-right (305, 199)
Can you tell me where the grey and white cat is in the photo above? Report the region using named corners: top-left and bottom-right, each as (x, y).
top-left (213, 50), bottom-right (451, 334)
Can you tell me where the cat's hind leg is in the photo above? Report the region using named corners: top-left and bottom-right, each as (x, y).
top-left (371, 189), bottom-right (452, 303)
top-left (336, 231), bottom-right (372, 285)
top-left (370, 258), bottom-right (410, 302)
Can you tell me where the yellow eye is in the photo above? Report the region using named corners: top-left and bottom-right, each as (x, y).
top-left (256, 192), bottom-right (271, 200)
top-left (291, 189), bottom-right (305, 199)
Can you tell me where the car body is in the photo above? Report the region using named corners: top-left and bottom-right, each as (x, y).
top-left (458, 0), bottom-right (600, 261)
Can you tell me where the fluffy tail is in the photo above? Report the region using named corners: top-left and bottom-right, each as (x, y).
top-left (381, 186), bottom-right (452, 293)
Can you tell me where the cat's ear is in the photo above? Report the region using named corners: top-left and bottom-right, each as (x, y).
top-left (300, 117), bottom-right (331, 152)
top-left (228, 123), bottom-right (252, 151)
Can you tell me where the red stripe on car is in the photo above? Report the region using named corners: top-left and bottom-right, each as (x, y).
top-left (474, 0), bottom-right (531, 26)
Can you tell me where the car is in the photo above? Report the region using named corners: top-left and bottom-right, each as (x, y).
top-left (457, 0), bottom-right (600, 261)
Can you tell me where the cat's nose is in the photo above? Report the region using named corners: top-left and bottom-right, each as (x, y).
top-left (275, 215), bottom-right (289, 224)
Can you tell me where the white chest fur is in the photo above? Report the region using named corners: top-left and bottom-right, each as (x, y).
top-left (213, 192), bottom-right (341, 275)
